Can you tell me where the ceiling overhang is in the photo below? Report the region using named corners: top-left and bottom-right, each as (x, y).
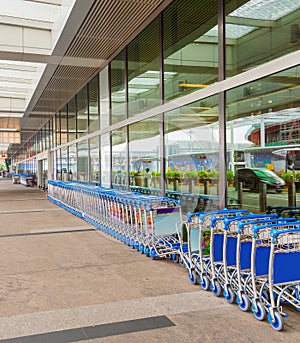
top-left (4, 0), bottom-right (173, 158)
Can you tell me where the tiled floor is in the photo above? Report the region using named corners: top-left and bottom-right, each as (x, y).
top-left (0, 179), bottom-right (300, 342)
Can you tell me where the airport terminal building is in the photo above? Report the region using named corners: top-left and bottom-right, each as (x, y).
top-left (3, 0), bottom-right (300, 212)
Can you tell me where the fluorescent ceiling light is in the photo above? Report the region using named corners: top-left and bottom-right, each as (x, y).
top-left (189, 106), bottom-right (212, 110)
top-left (0, 113), bottom-right (24, 117)
top-left (179, 83), bottom-right (209, 88)
top-left (0, 128), bottom-right (18, 132)
top-left (179, 113), bottom-right (218, 117)
top-left (129, 77), bottom-right (160, 86)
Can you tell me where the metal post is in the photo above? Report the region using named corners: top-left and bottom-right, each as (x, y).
top-left (188, 179), bottom-right (194, 194)
top-left (259, 182), bottom-right (267, 213)
top-left (238, 182), bottom-right (243, 209)
top-left (204, 180), bottom-right (208, 194)
top-left (288, 177), bottom-right (296, 206)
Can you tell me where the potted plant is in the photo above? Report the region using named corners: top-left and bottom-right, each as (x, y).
top-left (198, 170), bottom-right (210, 184)
top-left (131, 169), bottom-right (144, 186)
top-left (294, 171), bottom-right (300, 192)
top-left (227, 170), bottom-right (234, 187)
top-left (280, 172), bottom-right (293, 186)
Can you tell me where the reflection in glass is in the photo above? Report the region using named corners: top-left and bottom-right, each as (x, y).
top-left (56, 148), bottom-right (61, 180)
top-left (111, 51), bottom-right (126, 124)
top-left (165, 95), bottom-right (219, 212)
top-left (77, 85), bottom-right (88, 137)
top-left (89, 136), bottom-right (100, 183)
top-left (69, 143), bottom-right (77, 181)
top-left (60, 106), bottom-right (68, 145)
top-left (68, 96), bottom-right (76, 142)
top-left (129, 117), bottom-right (160, 193)
top-left (100, 66), bottom-right (110, 129)
top-left (128, 18), bottom-right (160, 117)
top-left (77, 140), bottom-right (89, 181)
top-left (89, 75), bottom-right (99, 133)
top-left (100, 133), bottom-right (111, 187)
top-left (112, 128), bottom-right (127, 189)
top-left (55, 113), bottom-right (60, 146)
top-left (225, 0), bottom-right (300, 77)
top-left (61, 146), bottom-right (68, 181)
top-left (226, 65), bottom-right (300, 212)
top-left (163, 0), bottom-right (218, 101)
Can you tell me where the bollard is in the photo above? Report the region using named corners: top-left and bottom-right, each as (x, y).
top-left (174, 179), bottom-right (178, 191)
top-left (204, 180), bottom-right (208, 194)
top-left (237, 182), bottom-right (243, 209)
top-left (188, 179), bottom-right (194, 194)
top-left (288, 180), bottom-right (296, 207)
top-left (259, 182), bottom-right (267, 213)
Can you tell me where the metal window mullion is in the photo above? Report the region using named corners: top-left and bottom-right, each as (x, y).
top-left (218, 0), bottom-right (227, 209)
top-left (159, 12), bottom-right (165, 196)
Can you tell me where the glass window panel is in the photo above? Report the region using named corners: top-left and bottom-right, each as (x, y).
top-left (55, 113), bottom-right (61, 146)
top-left (129, 117), bottom-right (161, 194)
top-left (60, 106), bottom-right (68, 144)
top-left (61, 146), bottom-right (68, 181)
top-left (77, 140), bottom-right (89, 182)
top-left (112, 127), bottom-right (127, 189)
top-left (69, 143), bottom-right (77, 181)
top-left (77, 85), bottom-right (88, 137)
top-left (127, 18), bottom-right (160, 117)
top-left (100, 133), bottom-right (111, 187)
top-left (68, 96), bottom-right (77, 142)
top-left (226, 64), bottom-right (300, 212)
top-left (165, 95), bottom-right (220, 213)
top-left (89, 136), bottom-right (100, 184)
top-left (56, 148), bottom-right (62, 180)
top-left (89, 75), bottom-right (100, 133)
top-left (100, 66), bottom-right (110, 129)
top-left (225, 0), bottom-right (300, 78)
top-left (163, 0), bottom-right (218, 101)
top-left (111, 50), bottom-right (126, 124)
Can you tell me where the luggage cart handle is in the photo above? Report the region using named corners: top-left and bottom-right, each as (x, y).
top-left (270, 226), bottom-right (300, 239)
top-left (237, 217), bottom-right (296, 234)
top-left (252, 221), bottom-right (300, 237)
top-left (223, 213), bottom-right (278, 230)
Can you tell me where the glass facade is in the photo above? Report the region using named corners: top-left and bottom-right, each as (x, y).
top-left (14, 0), bottom-right (300, 213)
top-left (128, 18), bottom-right (160, 116)
top-left (129, 117), bottom-right (161, 193)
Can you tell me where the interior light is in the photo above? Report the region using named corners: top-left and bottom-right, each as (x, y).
top-left (179, 83), bottom-right (209, 88)
top-left (189, 106), bottom-right (212, 110)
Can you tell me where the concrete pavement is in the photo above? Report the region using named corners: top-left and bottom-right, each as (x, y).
top-left (0, 179), bottom-right (300, 342)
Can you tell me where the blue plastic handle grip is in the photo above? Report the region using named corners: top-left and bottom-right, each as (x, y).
top-left (270, 226), bottom-right (300, 239)
top-left (252, 221), bottom-right (300, 234)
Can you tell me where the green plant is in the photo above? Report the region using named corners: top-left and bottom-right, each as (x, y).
top-left (198, 170), bottom-right (210, 179)
top-left (211, 170), bottom-right (219, 179)
top-left (151, 171), bottom-right (161, 177)
top-left (294, 171), bottom-right (300, 182)
top-left (165, 171), bottom-right (183, 179)
top-left (185, 170), bottom-right (198, 178)
top-left (226, 170), bottom-right (234, 180)
top-left (280, 172), bottom-right (293, 182)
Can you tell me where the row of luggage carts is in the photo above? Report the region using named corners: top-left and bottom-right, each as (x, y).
top-left (179, 209), bottom-right (300, 331)
top-left (47, 180), bottom-right (183, 260)
top-left (47, 180), bottom-right (300, 331)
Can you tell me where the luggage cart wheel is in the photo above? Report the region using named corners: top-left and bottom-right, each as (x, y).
top-left (179, 256), bottom-right (185, 267)
top-left (210, 281), bottom-right (221, 297)
top-left (268, 311), bottom-right (284, 331)
top-left (252, 301), bottom-right (266, 321)
top-left (237, 294), bottom-right (250, 312)
top-left (223, 287), bottom-right (235, 304)
top-left (199, 275), bottom-right (209, 291)
top-left (172, 254), bottom-right (179, 263)
top-left (188, 270), bottom-right (198, 285)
